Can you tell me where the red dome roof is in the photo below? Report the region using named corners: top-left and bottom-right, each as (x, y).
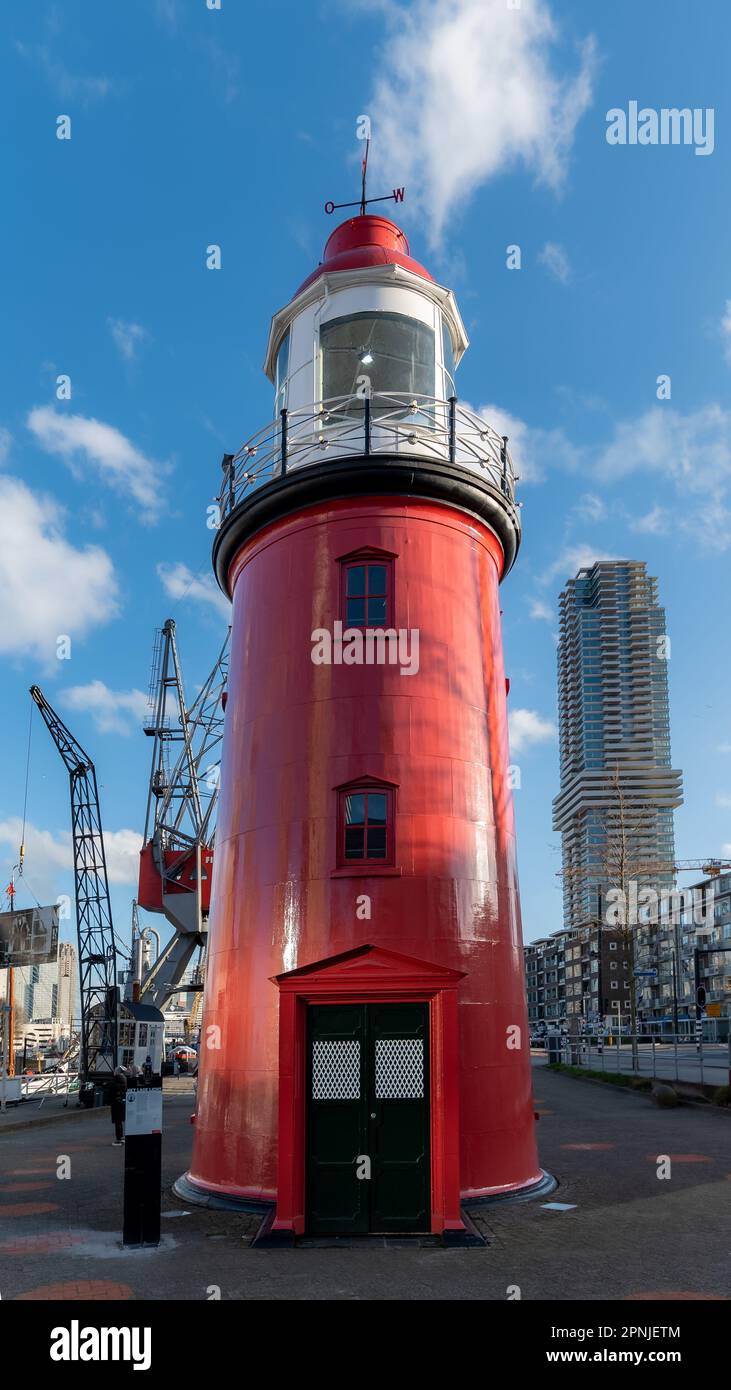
top-left (294, 214), bottom-right (432, 297)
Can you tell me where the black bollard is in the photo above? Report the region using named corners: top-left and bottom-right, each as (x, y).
top-left (122, 1080), bottom-right (162, 1247)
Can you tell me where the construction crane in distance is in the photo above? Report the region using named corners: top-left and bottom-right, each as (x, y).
top-left (137, 620), bottom-right (229, 1010)
top-left (558, 859), bottom-right (731, 879)
top-left (29, 686), bottom-right (118, 1081)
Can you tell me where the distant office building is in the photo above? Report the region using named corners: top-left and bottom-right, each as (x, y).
top-left (525, 873), bottom-right (731, 1034)
top-left (552, 561), bottom-right (683, 1012)
top-left (0, 941), bottom-right (77, 1039)
top-left (525, 926), bottom-right (631, 1027)
top-left (525, 930), bottom-right (571, 1026)
top-left (635, 871), bottom-right (731, 1028)
top-left (563, 925), bottom-right (632, 1022)
top-left (56, 942), bottom-right (77, 1029)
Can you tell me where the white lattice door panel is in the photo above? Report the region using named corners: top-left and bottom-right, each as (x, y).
top-left (311, 1040), bottom-right (361, 1099)
top-left (374, 1039), bottom-right (424, 1098)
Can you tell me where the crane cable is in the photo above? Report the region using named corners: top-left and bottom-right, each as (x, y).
top-left (4, 701), bottom-right (35, 912)
top-left (6, 700), bottom-right (45, 911)
top-left (19, 698), bottom-right (34, 878)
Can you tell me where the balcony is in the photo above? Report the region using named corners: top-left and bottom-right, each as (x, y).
top-left (216, 392), bottom-right (519, 524)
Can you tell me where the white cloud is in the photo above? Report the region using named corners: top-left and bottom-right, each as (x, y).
top-left (485, 402), bottom-right (731, 550)
top-left (157, 562), bottom-right (231, 618)
top-left (541, 543), bottom-right (622, 587)
top-left (101, 829), bottom-right (144, 882)
top-left (15, 41), bottom-right (113, 102)
top-left (0, 818), bottom-right (142, 902)
top-left (721, 300), bottom-right (731, 366)
top-left (464, 401), bottom-right (731, 552)
top-left (476, 403), bottom-right (539, 484)
top-left (595, 405), bottom-right (730, 488)
top-left (715, 793), bottom-right (731, 809)
top-left (62, 680), bottom-right (149, 736)
top-left (366, 0), bottom-right (596, 245)
top-left (0, 475), bottom-right (119, 661)
top-left (100, 829), bottom-right (144, 883)
top-left (154, 0), bottom-right (179, 30)
top-left (629, 504), bottom-right (670, 535)
top-left (508, 707), bottom-right (557, 754)
top-left (203, 39), bottom-right (240, 105)
top-left (107, 318), bottom-right (149, 362)
top-left (529, 598), bottom-right (553, 622)
top-left (27, 406), bottom-right (166, 522)
top-left (539, 240), bottom-right (572, 285)
top-left (573, 492), bottom-right (606, 522)
top-left (473, 402), bottom-right (579, 485)
top-left (594, 404), bottom-right (731, 550)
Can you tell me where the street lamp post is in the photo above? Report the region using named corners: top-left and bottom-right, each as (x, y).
top-left (670, 944), bottom-right (679, 1036)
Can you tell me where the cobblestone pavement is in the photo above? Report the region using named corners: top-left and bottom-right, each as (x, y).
top-left (1, 1069), bottom-right (729, 1300)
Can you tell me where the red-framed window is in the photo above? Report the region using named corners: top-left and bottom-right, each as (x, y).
top-left (337, 784), bottom-right (395, 867)
top-left (341, 556), bottom-right (393, 628)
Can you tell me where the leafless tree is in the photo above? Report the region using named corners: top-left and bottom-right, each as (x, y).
top-left (598, 765), bottom-right (672, 1065)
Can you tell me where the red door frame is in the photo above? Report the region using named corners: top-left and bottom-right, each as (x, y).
top-left (270, 944), bottom-right (466, 1236)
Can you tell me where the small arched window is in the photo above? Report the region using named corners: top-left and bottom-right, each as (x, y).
top-left (337, 547), bottom-right (397, 629)
top-left (336, 778), bottom-right (396, 868)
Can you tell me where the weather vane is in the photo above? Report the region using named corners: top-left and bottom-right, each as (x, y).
top-left (324, 138), bottom-right (405, 216)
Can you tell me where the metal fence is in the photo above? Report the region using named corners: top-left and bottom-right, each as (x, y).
top-left (0, 1068), bottom-right (80, 1115)
top-left (20, 1070), bottom-right (79, 1095)
top-left (216, 392), bottom-right (519, 523)
top-left (545, 1033), bottom-right (731, 1087)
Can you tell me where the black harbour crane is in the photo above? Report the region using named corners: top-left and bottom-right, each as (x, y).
top-left (29, 686), bottom-right (118, 1081)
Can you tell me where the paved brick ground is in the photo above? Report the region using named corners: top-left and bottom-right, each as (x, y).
top-left (0, 1069), bottom-right (729, 1300)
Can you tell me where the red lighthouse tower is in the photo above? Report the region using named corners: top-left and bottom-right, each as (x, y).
top-left (179, 212), bottom-right (543, 1236)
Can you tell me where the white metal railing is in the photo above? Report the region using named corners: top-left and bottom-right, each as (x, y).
top-left (216, 392), bottom-right (518, 523)
top-left (21, 1071), bottom-right (80, 1097)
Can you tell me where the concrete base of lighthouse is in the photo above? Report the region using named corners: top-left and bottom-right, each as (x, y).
top-left (171, 1167), bottom-right (558, 1246)
top-left (173, 1168), bottom-right (558, 1212)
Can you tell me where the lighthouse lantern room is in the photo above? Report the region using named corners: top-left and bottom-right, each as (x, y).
top-left (178, 207), bottom-right (543, 1237)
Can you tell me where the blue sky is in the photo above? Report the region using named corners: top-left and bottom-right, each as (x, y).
top-left (1, 0), bottom-right (729, 955)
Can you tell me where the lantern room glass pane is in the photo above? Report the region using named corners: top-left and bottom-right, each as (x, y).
top-left (442, 316), bottom-right (456, 398)
top-left (321, 312), bottom-right (435, 406)
top-left (274, 329), bottom-right (290, 416)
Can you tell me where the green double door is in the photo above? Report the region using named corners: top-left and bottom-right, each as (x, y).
top-left (306, 1002), bottom-right (430, 1235)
